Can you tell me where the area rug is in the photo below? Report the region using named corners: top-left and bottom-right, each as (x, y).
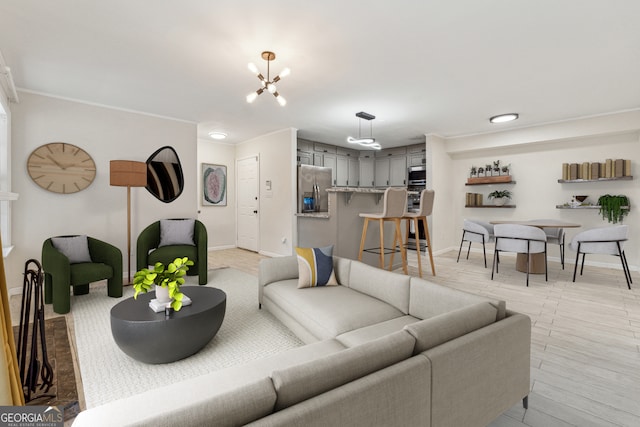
top-left (13, 317), bottom-right (80, 420)
top-left (72, 268), bottom-right (304, 408)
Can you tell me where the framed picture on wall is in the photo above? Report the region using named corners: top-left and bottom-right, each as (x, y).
top-left (202, 163), bottom-right (227, 206)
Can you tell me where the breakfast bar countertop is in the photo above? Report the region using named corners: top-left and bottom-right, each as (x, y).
top-left (326, 187), bottom-right (418, 194)
top-left (295, 212), bottom-right (330, 218)
top-left (326, 187), bottom-right (386, 193)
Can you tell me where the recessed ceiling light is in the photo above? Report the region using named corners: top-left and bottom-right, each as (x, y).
top-left (208, 131), bottom-right (227, 140)
top-left (489, 113), bottom-right (519, 123)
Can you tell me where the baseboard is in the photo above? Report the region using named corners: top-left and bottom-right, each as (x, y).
top-left (259, 250), bottom-right (289, 258)
top-left (209, 244), bottom-right (236, 251)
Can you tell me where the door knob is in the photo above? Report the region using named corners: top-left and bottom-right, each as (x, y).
top-left (253, 210), bottom-right (258, 214)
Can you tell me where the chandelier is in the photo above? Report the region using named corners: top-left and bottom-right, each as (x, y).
top-left (246, 51), bottom-right (290, 106)
top-left (347, 111), bottom-right (381, 149)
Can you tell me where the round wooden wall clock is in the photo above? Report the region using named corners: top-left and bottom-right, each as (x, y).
top-left (27, 142), bottom-right (97, 194)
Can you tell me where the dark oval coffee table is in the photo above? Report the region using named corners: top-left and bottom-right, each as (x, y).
top-left (110, 286), bottom-right (226, 364)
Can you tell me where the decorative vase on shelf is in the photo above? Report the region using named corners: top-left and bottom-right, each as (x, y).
top-left (493, 197), bottom-right (507, 207)
top-left (155, 285), bottom-right (171, 304)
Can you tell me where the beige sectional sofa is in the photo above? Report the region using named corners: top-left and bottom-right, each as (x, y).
top-left (73, 256), bottom-right (530, 427)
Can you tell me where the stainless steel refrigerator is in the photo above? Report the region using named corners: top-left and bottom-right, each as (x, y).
top-left (297, 165), bottom-right (333, 213)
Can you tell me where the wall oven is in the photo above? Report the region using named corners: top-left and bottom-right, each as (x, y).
top-left (407, 165), bottom-right (427, 250)
top-left (407, 165), bottom-right (426, 187)
top-left (407, 165), bottom-right (426, 210)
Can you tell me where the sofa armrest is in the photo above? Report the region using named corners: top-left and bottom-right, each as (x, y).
top-left (258, 256), bottom-right (299, 306)
top-left (259, 256), bottom-right (299, 287)
top-left (88, 238), bottom-right (122, 268)
top-left (42, 239), bottom-right (71, 305)
top-left (194, 220), bottom-right (208, 283)
top-left (422, 312), bottom-right (531, 427)
top-left (136, 221), bottom-right (160, 271)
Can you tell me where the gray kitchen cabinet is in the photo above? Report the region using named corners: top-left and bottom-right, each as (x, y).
top-left (375, 158), bottom-right (390, 187)
top-left (336, 156), bottom-right (349, 186)
top-left (389, 156), bottom-right (407, 186)
top-left (359, 156), bottom-right (375, 187)
top-left (336, 156), bottom-right (360, 186)
top-left (376, 156), bottom-right (407, 187)
top-left (297, 152), bottom-right (312, 165)
top-left (348, 158), bottom-right (359, 186)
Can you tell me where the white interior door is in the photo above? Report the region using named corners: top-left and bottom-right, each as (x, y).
top-left (237, 156), bottom-right (259, 252)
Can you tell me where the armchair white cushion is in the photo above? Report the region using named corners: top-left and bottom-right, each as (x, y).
top-left (495, 224), bottom-right (546, 254)
top-left (457, 220), bottom-right (495, 268)
top-left (570, 225), bottom-right (631, 289)
top-left (492, 224), bottom-right (547, 287)
top-left (570, 225), bottom-right (627, 254)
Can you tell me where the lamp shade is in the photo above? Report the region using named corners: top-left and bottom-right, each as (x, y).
top-left (110, 160), bottom-right (147, 187)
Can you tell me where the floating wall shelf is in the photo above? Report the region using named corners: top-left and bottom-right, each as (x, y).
top-left (557, 176), bottom-right (633, 184)
top-left (556, 205), bottom-right (629, 210)
top-left (465, 181), bottom-right (516, 186)
top-left (465, 205), bottom-right (516, 209)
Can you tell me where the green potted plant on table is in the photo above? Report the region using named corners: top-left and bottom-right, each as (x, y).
top-left (597, 194), bottom-right (630, 224)
top-left (133, 257), bottom-right (194, 311)
top-left (487, 189), bottom-right (512, 206)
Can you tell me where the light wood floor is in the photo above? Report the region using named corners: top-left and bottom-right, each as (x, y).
top-left (12, 247), bottom-right (639, 427)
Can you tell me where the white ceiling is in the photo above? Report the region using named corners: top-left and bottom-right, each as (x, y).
top-left (1, 1), bottom-right (639, 148)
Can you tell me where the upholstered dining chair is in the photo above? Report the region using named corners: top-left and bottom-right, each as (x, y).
top-left (533, 219), bottom-right (566, 269)
top-left (457, 220), bottom-right (495, 268)
top-left (492, 224), bottom-right (547, 287)
top-left (137, 218), bottom-right (208, 285)
top-left (400, 189), bottom-right (435, 277)
top-left (42, 235), bottom-right (123, 314)
top-left (570, 225), bottom-right (632, 289)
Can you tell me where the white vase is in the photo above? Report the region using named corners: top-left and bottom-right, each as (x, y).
top-left (155, 285), bottom-right (171, 304)
top-left (493, 197), bottom-right (507, 206)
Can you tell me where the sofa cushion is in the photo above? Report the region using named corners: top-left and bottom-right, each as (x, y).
top-left (159, 218), bottom-right (195, 247)
top-left (336, 315), bottom-right (420, 347)
top-left (271, 330), bottom-right (416, 411)
top-left (404, 302), bottom-right (498, 353)
top-left (263, 280), bottom-right (405, 341)
top-left (295, 246), bottom-right (337, 288)
top-left (73, 377), bottom-right (277, 427)
top-left (253, 356), bottom-right (431, 427)
top-left (409, 277), bottom-right (506, 321)
top-left (51, 235), bottom-right (92, 264)
top-left (70, 262), bottom-right (113, 285)
top-left (348, 260), bottom-right (411, 313)
top-left (148, 245), bottom-right (198, 266)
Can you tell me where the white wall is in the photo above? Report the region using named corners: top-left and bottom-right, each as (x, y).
top-left (235, 128), bottom-right (296, 257)
top-left (8, 92), bottom-right (197, 290)
top-left (444, 113), bottom-right (640, 270)
top-left (0, 84), bottom-right (13, 250)
top-left (197, 138), bottom-right (236, 249)
top-left (426, 134), bottom-right (455, 255)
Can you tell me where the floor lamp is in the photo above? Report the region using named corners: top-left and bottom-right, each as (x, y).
top-left (110, 160), bottom-right (147, 284)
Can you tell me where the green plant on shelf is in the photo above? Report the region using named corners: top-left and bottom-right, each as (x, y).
top-left (597, 194), bottom-right (630, 224)
top-left (487, 190), bottom-right (512, 200)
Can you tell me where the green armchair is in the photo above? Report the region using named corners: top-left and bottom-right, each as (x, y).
top-left (42, 236), bottom-right (123, 314)
top-left (137, 219), bottom-right (208, 285)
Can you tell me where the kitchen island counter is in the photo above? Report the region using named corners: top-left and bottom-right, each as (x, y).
top-left (297, 187), bottom-right (409, 269)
